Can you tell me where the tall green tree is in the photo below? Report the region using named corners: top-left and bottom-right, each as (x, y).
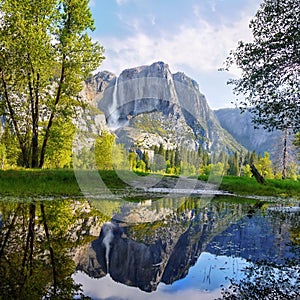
top-left (224, 0), bottom-right (300, 133)
top-left (0, 0), bottom-right (104, 168)
top-left (224, 0), bottom-right (299, 178)
top-left (43, 119), bottom-right (75, 168)
top-left (95, 131), bottom-right (115, 170)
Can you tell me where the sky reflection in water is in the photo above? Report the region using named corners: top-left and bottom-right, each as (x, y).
top-left (74, 252), bottom-right (248, 300)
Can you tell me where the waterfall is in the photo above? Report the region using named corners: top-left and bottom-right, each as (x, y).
top-left (102, 222), bottom-right (115, 273)
top-left (109, 77), bottom-right (120, 130)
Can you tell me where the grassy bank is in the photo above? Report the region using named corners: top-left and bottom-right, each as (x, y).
top-left (219, 176), bottom-right (300, 198)
top-left (0, 169), bottom-right (128, 197)
top-left (0, 169), bottom-right (299, 198)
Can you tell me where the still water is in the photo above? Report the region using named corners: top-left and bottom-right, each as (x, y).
top-left (0, 195), bottom-right (299, 299)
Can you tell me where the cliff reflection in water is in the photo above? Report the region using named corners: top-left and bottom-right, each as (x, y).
top-left (0, 196), bottom-right (299, 299)
top-left (75, 197), bottom-right (299, 293)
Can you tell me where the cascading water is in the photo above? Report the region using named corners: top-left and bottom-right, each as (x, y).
top-left (102, 222), bottom-right (115, 274)
top-left (108, 77), bottom-right (120, 130)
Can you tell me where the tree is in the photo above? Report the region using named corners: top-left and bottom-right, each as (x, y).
top-left (128, 151), bottom-right (137, 170)
top-left (43, 119), bottom-right (75, 168)
top-left (293, 132), bottom-right (300, 162)
top-left (257, 152), bottom-right (274, 179)
top-left (174, 148), bottom-right (181, 174)
top-left (0, 123), bottom-right (20, 166)
top-left (0, 143), bottom-right (5, 169)
top-left (95, 131), bottom-right (115, 170)
top-left (0, 0), bottom-right (105, 168)
top-left (224, 0), bottom-right (299, 134)
top-left (142, 151), bottom-right (150, 171)
top-left (272, 129), bottom-right (298, 179)
top-left (229, 152), bottom-right (239, 176)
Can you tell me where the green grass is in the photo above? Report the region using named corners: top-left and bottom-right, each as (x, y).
top-left (0, 169), bottom-right (299, 198)
top-left (0, 169), bottom-right (81, 197)
top-left (218, 176), bottom-right (300, 198)
top-left (0, 169), bottom-right (129, 197)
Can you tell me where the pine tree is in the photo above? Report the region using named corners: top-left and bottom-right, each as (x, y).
top-left (142, 151), bottom-right (150, 171)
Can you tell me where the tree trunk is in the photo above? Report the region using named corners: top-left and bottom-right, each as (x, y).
top-left (281, 128), bottom-right (288, 179)
top-left (40, 203), bottom-right (57, 294)
top-left (28, 71), bottom-right (40, 168)
top-left (1, 69), bottom-right (30, 167)
top-left (250, 163), bottom-right (265, 184)
top-left (39, 62), bottom-right (65, 168)
top-left (0, 204), bottom-right (21, 258)
top-left (22, 203), bottom-right (35, 275)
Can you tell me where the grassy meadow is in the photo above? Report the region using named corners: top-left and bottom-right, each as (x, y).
top-left (219, 176), bottom-right (300, 198)
top-left (0, 169), bottom-right (299, 199)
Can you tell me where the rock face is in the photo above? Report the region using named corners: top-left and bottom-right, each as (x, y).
top-left (90, 61), bottom-right (243, 154)
top-left (80, 71), bottom-right (115, 106)
top-left (214, 108), bottom-right (281, 154)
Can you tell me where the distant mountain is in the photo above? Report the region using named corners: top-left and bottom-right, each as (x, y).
top-left (82, 61), bottom-right (245, 155)
top-left (214, 108), bottom-right (281, 154)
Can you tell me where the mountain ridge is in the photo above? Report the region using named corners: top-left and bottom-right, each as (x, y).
top-left (82, 61), bottom-right (245, 155)
top-left (214, 108), bottom-right (280, 155)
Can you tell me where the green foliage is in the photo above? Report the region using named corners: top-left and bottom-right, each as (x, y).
top-left (0, 143), bottom-right (5, 169)
top-left (0, 124), bottom-right (21, 167)
top-left (142, 151), bottom-right (150, 171)
top-left (95, 131), bottom-right (115, 170)
top-left (136, 159), bottom-right (146, 172)
top-left (256, 152), bottom-right (274, 179)
top-left (228, 152), bottom-right (239, 176)
top-left (242, 164), bottom-right (252, 177)
top-left (0, 0), bottom-right (105, 168)
top-left (43, 119), bottom-right (75, 168)
top-left (224, 0), bottom-right (300, 132)
top-left (132, 114), bottom-right (166, 135)
top-left (152, 154), bottom-right (166, 173)
top-left (128, 151), bottom-right (137, 170)
top-left (294, 132), bottom-right (300, 161)
top-left (200, 162), bottom-right (227, 177)
top-left (72, 146), bottom-right (94, 169)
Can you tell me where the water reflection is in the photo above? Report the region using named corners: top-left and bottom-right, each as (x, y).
top-left (0, 196), bottom-right (299, 299)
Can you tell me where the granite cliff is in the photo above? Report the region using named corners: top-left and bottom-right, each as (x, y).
top-left (82, 62), bottom-right (244, 154)
top-left (214, 108), bottom-right (281, 154)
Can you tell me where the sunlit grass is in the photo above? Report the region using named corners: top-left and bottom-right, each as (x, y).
top-left (219, 176), bottom-right (300, 198)
top-left (0, 169), bottom-right (299, 198)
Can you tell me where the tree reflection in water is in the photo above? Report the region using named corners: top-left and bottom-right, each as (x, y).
top-left (0, 199), bottom-right (106, 300)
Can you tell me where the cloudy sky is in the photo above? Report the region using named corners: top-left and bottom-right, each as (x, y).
top-left (89, 0), bottom-right (262, 109)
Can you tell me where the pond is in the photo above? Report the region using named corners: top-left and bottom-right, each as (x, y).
top-left (0, 195), bottom-right (299, 299)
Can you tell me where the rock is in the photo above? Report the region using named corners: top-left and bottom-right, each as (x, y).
top-left (215, 108), bottom-right (280, 155)
top-left (91, 61), bottom-right (244, 154)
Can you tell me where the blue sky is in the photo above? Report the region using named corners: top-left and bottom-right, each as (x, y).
top-left (89, 0), bottom-right (262, 109)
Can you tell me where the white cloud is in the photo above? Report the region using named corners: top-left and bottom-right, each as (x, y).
top-left (97, 13), bottom-right (253, 78)
top-left (116, 0), bottom-right (132, 5)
